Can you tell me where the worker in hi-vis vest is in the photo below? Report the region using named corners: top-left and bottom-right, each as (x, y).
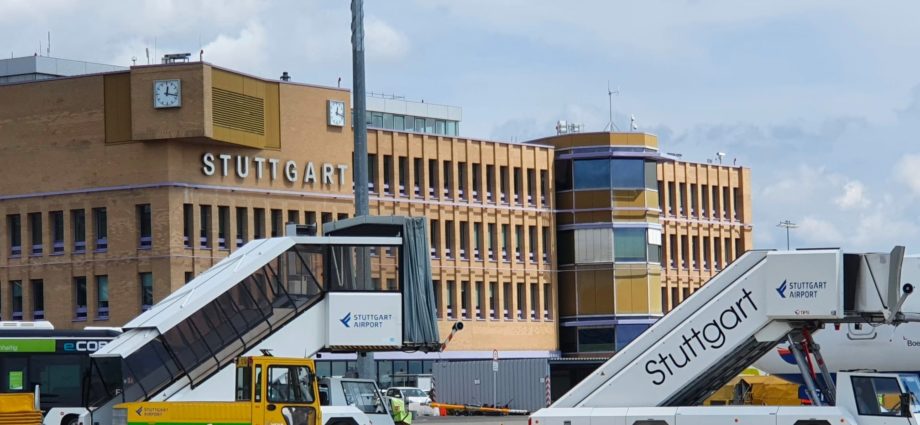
top-left (390, 396), bottom-right (412, 425)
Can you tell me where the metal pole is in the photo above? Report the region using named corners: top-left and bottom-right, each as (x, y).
top-left (786, 227), bottom-right (790, 250)
top-left (351, 0), bottom-right (375, 382)
top-left (787, 335), bottom-right (823, 406)
top-left (777, 220), bottom-right (797, 251)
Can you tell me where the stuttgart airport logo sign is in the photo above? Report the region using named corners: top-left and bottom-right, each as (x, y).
top-left (777, 280), bottom-right (788, 298)
top-left (340, 312), bottom-right (352, 328)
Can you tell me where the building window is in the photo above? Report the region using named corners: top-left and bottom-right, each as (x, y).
top-left (381, 155), bottom-right (392, 195)
top-left (514, 225), bottom-right (524, 263)
top-left (429, 220), bottom-right (440, 258)
top-left (723, 186), bottom-right (731, 219)
top-left (433, 279), bottom-right (441, 318)
top-left (555, 159), bottom-right (572, 191)
top-left (499, 166), bottom-right (509, 203)
top-left (218, 206), bottom-right (230, 249)
top-left (543, 283), bottom-right (552, 320)
top-left (398, 157), bottom-right (408, 196)
top-left (489, 282), bottom-right (498, 320)
top-left (96, 275), bottom-right (109, 319)
top-left (320, 212), bottom-right (332, 233)
top-left (72, 209), bottom-right (86, 253)
top-left (236, 207), bottom-right (248, 247)
top-left (74, 276), bottom-right (87, 320)
top-left (270, 209), bottom-right (282, 237)
top-left (542, 226), bottom-right (551, 264)
top-left (11, 281), bottom-right (23, 320)
top-left (702, 237), bottom-right (711, 270)
top-left (513, 167), bottom-right (522, 204)
top-left (446, 280), bottom-right (455, 319)
top-left (539, 170), bottom-right (549, 206)
top-left (486, 165), bottom-right (495, 202)
top-left (254, 208), bottom-right (266, 239)
top-left (681, 235), bottom-right (690, 269)
top-left (413, 158), bottom-right (423, 196)
top-left (487, 223), bottom-right (496, 261)
top-left (701, 184), bottom-right (710, 218)
top-left (712, 186), bottom-right (720, 221)
top-left (614, 228), bottom-right (648, 262)
top-left (185, 272), bottom-right (194, 284)
top-left (527, 169), bottom-right (536, 205)
top-left (503, 282), bottom-right (512, 320)
top-left (200, 205), bottom-right (212, 248)
top-left (690, 184), bottom-right (698, 217)
top-left (528, 226), bottom-right (537, 263)
top-left (183, 204), bottom-right (193, 248)
top-left (460, 281), bottom-right (470, 319)
top-left (459, 221), bottom-right (469, 260)
top-left (140, 272), bottom-right (153, 311)
top-left (337, 212), bottom-right (348, 221)
top-left (501, 224), bottom-right (510, 262)
top-left (678, 183), bottom-right (687, 216)
top-left (31, 279), bottom-right (44, 320)
top-left (457, 162), bottom-right (467, 200)
top-left (93, 207), bottom-right (107, 251)
top-left (579, 327), bottom-right (615, 352)
top-left (472, 163), bottom-right (481, 201)
top-left (611, 159), bottom-right (647, 189)
top-left (516, 282), bottom-right (525, 319)
top-left (733, 187), bottom-right (741, 220)
top-left (51, 211), bottom-right (64, 254)
top-left (667, 182), bottom-right (676, 215)
top-left (7, 214), bottom-right (21, 257)
top-left (28, 212), bottom-right (42, 255)
top-left (287, 210), bottom-right (299, 225)
top-left (473, 222), bottom-right (482, 260)
top-left (137, 204), bottom-right (152, 249)
top-left (442, 161), bottom-right (453, 198)
top-left (725, 238), bottom-right (733, 265)
top-left (428, 159), bottom-right (438, 198)
top-left (692, 235), bottom-right (700, 269)
top-left (475, 281), bottom-right (484, 319)
top-left (573, 159), bottom-right (609, 189)
top-left (530, 283), bottom-right (538, 320)
top-left (445, 220), bottom-right (454, 259)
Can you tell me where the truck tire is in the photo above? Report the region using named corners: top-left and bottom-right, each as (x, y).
top-left (63, 416), bottom-right (79, 425)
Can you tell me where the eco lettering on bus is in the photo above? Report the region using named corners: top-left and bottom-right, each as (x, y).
top-left (60, 340), bottom-right (108, 352)
top-left (644, 288), bottom-right (758, 385)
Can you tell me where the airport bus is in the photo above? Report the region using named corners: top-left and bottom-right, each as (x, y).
top-left (0, 321), bottom-right (120, 425)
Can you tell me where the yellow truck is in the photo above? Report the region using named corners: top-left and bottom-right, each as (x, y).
top-left (112, 356), bottom-right (321, 425)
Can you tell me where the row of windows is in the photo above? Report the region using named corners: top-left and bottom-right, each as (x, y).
top-left (5, 208), bottom-right (111, 257)
top-left (429, 220), bottom-right (551, 264)
top-left (315, 359), bottom-right (434, 390)
top-left (663, 234), bottom-right (743, 272)
top-left (0, 273), bottom-right (151, 321)
top-left (432, 280), bottom-right (553, 322)
top-left (659, 181), bottom-right (742, 221)
top-left (559, 324), bottom-right (651, 353)
top-left (183, 204), bottom-right (350, 249)
top-left (557, 228), bottom-right (660, 265)
top-left (367, 155), bottom-right (551, 208)
top-left (364, 111), bottom-right (459, 136)
top-left (556, 158), bottom-right (657, 191)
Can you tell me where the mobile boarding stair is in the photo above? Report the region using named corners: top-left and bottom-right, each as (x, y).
top-left (82, 216), bottom-right (439, 425)
top-left (533, 247), bottom-right (920, 422)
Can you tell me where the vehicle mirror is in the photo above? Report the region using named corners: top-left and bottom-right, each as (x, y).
top-left (901, 393), bottom-right (912, 417)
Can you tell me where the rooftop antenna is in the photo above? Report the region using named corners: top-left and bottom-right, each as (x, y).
top-left (606, 81), bottom-right (620, 132)
top-left (47, 31), bottom-right (50, 56)
top-left (630, 114), bottom-right (638, 131)
top-left (145, 47), bottom-right (149, 65)
top-left (131, 56), bottom-right (137, 66)
top-left (716, 152), bottom-right (726, 164)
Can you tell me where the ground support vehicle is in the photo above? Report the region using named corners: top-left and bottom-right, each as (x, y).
top-left (321, 377), bottom-right (393, 425)
top-left (80, 217), bottom-right (440, 425)
top-left (113, 356), bottom-right (320, 425)
top-left (531, 247), bottom-right (920, 425)
top-left (0, 392), bottom-right (42, 425)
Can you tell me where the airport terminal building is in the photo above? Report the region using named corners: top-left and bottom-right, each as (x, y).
top-left (0, 56), bottom-right (751, 387)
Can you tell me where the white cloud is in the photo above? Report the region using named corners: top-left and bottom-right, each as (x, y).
top-left (797, 216), bottom-right (845, 246)
top-left (896, 154), bottom-right (920, 196)
top-left (201, 22), bottom-right (268, 75)
top-left (835, 180), bottom-right (870, 209)
top-left (365, 17), bottom-right (409, 62)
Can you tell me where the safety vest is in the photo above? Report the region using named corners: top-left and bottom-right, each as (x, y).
top-left (390, 397), bottom-right (412, 424)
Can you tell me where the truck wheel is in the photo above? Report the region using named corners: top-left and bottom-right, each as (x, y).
top-left (327, 419), bottom-right (360, 425)
top-left (63, 416), bottom-right (79, 425)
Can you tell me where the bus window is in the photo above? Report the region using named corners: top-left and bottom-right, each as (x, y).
top-left (31, 355), bottom-right (83, 406)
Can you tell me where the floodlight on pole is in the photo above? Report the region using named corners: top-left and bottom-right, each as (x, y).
top-left (777, 220), bottom-right (798, 250)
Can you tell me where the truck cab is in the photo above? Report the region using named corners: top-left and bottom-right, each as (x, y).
top-left (320, 377), bottom-right (394, 425)
top-left (113, 356), bottom-right (321, 425)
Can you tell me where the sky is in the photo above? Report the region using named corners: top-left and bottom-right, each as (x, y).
top-left (4, 0), bottom-right (920, 252)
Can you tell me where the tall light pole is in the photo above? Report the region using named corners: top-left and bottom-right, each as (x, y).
top-left (777, 220), bottom-right (798, 250)
top-left (351, 0), bottom-right (375, 381)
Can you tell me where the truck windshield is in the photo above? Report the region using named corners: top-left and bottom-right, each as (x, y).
top-left (267, 365), bottom-right (315, 404)
top-left (341, 381), bottom-right (386, 414)
top-left (899, 375), bottom-right (920, 413)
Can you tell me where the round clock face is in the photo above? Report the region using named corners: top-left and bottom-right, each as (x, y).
top-left (154, 80), bottom-right (181, 108)
top-left (329, 101), bottom-right (345, 126)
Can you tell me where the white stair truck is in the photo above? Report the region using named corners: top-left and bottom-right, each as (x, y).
top-left (531, 247), bottom-right (920, 425)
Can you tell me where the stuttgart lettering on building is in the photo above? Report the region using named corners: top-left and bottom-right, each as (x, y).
top-left (201, 152), bottom-right (349, 186)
